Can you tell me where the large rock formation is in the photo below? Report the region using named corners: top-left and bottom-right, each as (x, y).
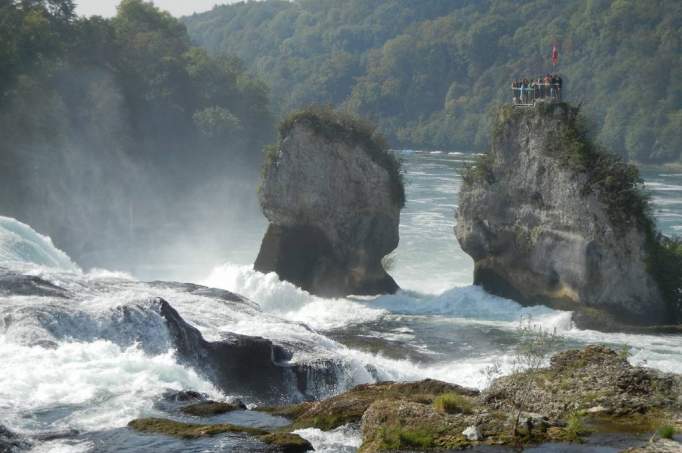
top-left (456, 102), bottom-right (674, 327)
top-left (255, 108), bottom-right (405, 297)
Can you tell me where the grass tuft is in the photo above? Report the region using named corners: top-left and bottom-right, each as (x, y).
top-left (433, 393), bottom-right (474, 415)
top-left (657, 424), bottom-right (675, 440)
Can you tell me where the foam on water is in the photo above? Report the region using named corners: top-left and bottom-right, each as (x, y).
top-left (0, 338), bottom-right (222, 433)
top-left (202, 264), bottom-right (387, 330)
top-left (294, 424), bottom-right (362, 453)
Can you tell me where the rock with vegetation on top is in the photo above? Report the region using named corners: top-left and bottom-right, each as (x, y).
top-left (180, 401), bottom-right (245, 416)
top-left (255, 107), bottom-right (405, 297)
top-left (259, 432), bottom-right (314, 453)
top-left (485, 345), bottom-right (681, 420)
top-left (260, 347), bottom-right (680, 452)
top-left (128, 418), bottom-right (313, 452)
top-left (127, 417), bottom-right (269, 439)
top-left (456, 102), bottom-right (682, 328)
top-left (257, 379), bottom-right (478, 431)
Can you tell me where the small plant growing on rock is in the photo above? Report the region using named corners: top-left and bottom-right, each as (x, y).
top-left (461, 152), bottom-right (494, 186)
top-left (433, 393), bottom-right (474, 415)
top-left (564, 412), bottom-right (586, 442)
top-left (486, 316), bottom-right (560, 442)
top-left (657, 424), bottom-right (675, 440)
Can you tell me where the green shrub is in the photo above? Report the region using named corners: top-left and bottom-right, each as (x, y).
top-left (564, 412), bottom-right (586, 442)
top-left (647, 235), bottom-right (682, 323)
top-left (277, 105), bottom-right (405, 207)
top-left (461, 152), bottom-right (494, 186)
top-left (657, 424), bottom-right (675, 439)
top-left (433, 393), bottom-right (474, 414)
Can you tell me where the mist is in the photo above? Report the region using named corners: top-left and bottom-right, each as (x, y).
top-left (0, 0), bottom-right (273, 281)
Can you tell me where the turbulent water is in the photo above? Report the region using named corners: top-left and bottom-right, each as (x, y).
top-left (1, 152), bottom-right (681, 452)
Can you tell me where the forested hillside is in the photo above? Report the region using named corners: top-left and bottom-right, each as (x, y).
top-left (185, 0), bottom-right (682, 163)
top-left (0, 0), bottom-right (274, 273)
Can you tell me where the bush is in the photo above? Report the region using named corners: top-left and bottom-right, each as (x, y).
top-left (433, 393), bottom-right (474, 415)
top-left (277, 105), bottom-right (406, 207)
top-left (564, 412), bottom-right (586, 442)
top-left (657, 424), bottom-right (675, 440)
top-left (461, 152), bottom-right (494, 186)
top-left (647, 235), bottom-right (682, 324)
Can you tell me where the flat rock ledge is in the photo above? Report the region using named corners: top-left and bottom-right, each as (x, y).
top-left (128, 418), bottom-right (314, 452)
top-left (256, 346), bottom-right (681, 452)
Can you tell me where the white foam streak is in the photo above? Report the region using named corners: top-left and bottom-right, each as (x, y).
top-left (294, 424), bottom-right (362, 453)
top-left (0, 338), bottom-right (222, 433)
top-left (202, 264), bottom-right (387, 330)
top-left (0, 216), bottom-right (80, 272)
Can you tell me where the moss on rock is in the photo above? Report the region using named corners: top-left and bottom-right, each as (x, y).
top-left (127, 418), bottom-right (268, 439)
top-left (288, 379), bottom-right (478, 430)
top-left (258, 432), bottom-right (314, 452)
top-left (180, 401), bottom-right (243, 416)
top-left (255, 402), bottom-right (314, 419)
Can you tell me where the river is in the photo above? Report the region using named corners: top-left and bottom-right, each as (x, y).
top-left (1, 151), bottom-right (681, 452)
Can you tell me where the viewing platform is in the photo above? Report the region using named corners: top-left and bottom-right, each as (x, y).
top-left (512, 76), bottom-right (563, 107)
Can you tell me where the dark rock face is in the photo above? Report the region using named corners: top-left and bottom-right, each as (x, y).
top-left (0, 425), bottom-right (30, 452)
top-left (155, 297), bottom-right (339, 404)
top-left (456, 103), bottom-right (668, 326)
top-left (255, 119), bottom-right (402, 297)
top-left (0, 270), bottom-right (68, 298)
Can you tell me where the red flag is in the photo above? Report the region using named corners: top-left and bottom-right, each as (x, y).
top-left (552, 45), bottom-right (559, 66)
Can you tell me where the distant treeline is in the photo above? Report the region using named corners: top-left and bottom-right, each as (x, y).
top-left (0, 0), bottom-right (274, 271)
top-left (185, 0), bottom-right (682, 163)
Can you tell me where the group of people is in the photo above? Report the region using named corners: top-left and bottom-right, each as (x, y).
top-left (512, 74), bottom-right (563, 105)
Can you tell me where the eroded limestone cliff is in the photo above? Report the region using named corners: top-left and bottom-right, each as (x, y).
top-left (255, 108), bottom-right (404, 297)
top-left (456, 102), bottom-right (673, 328)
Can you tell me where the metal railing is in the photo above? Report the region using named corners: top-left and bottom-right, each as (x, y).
top-left (512, 83), bottom-right (562, 105)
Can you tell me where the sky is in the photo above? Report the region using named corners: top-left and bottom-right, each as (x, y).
top-left (75, 0), bottom-right (238, 18)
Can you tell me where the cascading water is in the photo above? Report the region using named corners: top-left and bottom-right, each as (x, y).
top-left (1, 153), bottom-right (681, 452)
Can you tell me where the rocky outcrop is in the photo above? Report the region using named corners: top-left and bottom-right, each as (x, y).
top-left (485, 345), bottom-right (682, 420)
top-left (261, 347), bottom-right (681, 452)
top-left (456, 102), bottom-right (672, 327)
top-left (258, 379), bottom-right (478, 431)
top-left (0, 425), bottom-right (30, 452)
top-left (255, 108), bottom-right (404, 297)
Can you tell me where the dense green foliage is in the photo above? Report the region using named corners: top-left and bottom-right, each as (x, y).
top-left (648, 236), bottom-right (682, 324)
top-left (0, 0), bottom-right (274, 269)
top-left (274, 106), bottom-right (405, 207)
top-left (185, 0), bottom-right (682, 162)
